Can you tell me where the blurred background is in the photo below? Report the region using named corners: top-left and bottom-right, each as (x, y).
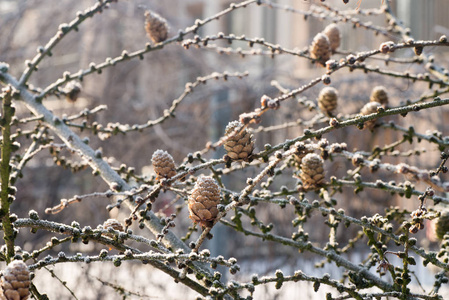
top-left (1, 0), bottom-right (449, 298)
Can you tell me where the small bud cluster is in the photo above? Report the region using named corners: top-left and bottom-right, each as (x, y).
top-left (379, 41), bottom-right (395, 54)
top-left (293, 142), bottom-right (315, 168)
top-left (239, 111), bottom-right (261, 125)
top-left (63, 81), bottom-right (82, 102)
top-left (409, 207), bottom-right (427, 234)
top-left (260, 95), bottom-right (280, 110)
top-left (351, 153), bottom-right (364, 167)
top-left (328, 142), bottom-right (347, 153)
top-left (157, 214), bottom-right (177, 242)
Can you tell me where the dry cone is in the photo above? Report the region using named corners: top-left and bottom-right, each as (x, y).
top-left (152, 149), bottom-right (177, 179)
top-left (188, 176), bottom-right (221, 228)
top-left (300, 153), bottom-right (325, 190)
top-left (318, 87), bottom-right (338, 116)
top-left (370, 86), bottom-right (388, 107)
top-left (360, 101), bottom-right (381, 130)
top-left (224, 121), bottom-right (255, 161)
top-left (310, 33), bottom-right (331, 66)
top-left (0, 261), bottom-right (30, 300)
top-left (145, 11), bottom-right (169, 43)
top-left (323, 24), bottom-right (341, 53)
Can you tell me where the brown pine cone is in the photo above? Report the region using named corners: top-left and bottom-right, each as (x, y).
top-left (188, 176), bottom-right (221, 228)
top-left (1, 260), bottom-right (30, 300)
top-left (323, 24), bottom-right (340, 53)
top-left (310, 33), bottom-right (331, 67)
top-left (370, 86), bottom-right (388, 107)
top-left (103, 219), bottom-right (124, 232)
top-left (300, 153), bottom-right (325, 190)
top-left (360, 101), bottom-right (381, 130)
top-left (151, 149), bottom-right (177, 179)
top-left (145, 11), bottom-right (169, 43)
top-left (224, 121), bottom-right (255, 161)
top-left (435, 210), bottom-right (449, 240)
top-left (318, 87), bottom-right (338, 116)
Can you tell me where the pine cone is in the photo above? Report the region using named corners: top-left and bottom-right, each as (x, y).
top-left (318, 87), bottom-right (338, 116)
top-left (0, 260), bottom-right (30, 300)
top-left (310, 33), bottom-right (331, 66)
top-left (370, 86), bottom-right (388, 107)
top-left (360, 101), bottom-right (381, 130)
top-left (63, 81), bottom-right (82, 102)
top-left (300, 153), bottom-right (325, 190)
top-left (224, 121), bottom-right (255, 161)
top-left (188, 176), bottom-right (220, 228)
top-left (323, 24), bottom-right (340, 53)
top-left (435, 210), bottom-right (449, 240)
top-left (151, 149), bottom-right (177, 179)
top-left (145, 11), bottom-right (169, 43)
top-left (103, 219), bottom-right (124, 232)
